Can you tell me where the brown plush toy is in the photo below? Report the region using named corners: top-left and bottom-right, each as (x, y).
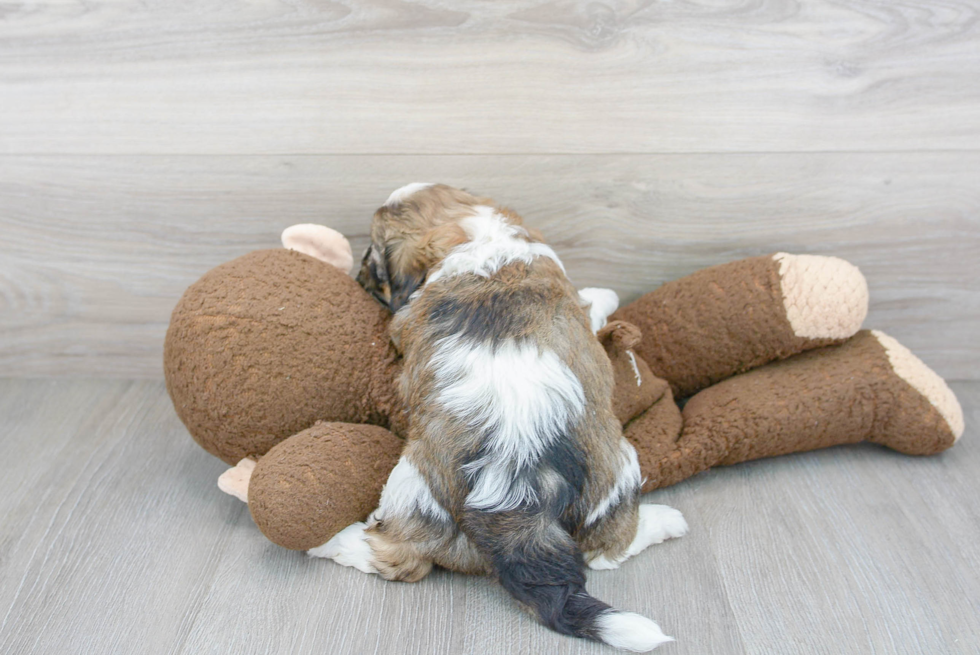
top-left (164, 226), bottom-right (964, 552)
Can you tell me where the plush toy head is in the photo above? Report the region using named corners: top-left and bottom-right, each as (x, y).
top-left (165, 224), bottom-right (672, 465)
top-left (164, 247), bottom-right (406, 465)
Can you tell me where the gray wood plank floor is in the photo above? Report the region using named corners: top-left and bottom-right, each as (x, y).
top-left (1, 378), bottom-right (977, 655)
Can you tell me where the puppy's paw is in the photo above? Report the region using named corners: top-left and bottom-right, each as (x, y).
top-left (579, 287), bottom-right (620, 333)
top-left (307, 522), bottom-right (378, 574)
top-left (627, 504), bottom-right (688, 557)
top-left (586, 553), bottom-right (623, 571)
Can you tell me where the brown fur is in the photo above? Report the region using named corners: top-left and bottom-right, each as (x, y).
top-left (358, 184), bottom-right (641, 579)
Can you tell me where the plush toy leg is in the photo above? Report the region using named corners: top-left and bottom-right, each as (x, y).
top-left (630, 330), bottom-right (963, 493)
top-left (613, 253), bottom-right (868, 398)
top-left (246, 422), bottom-right (402, 551)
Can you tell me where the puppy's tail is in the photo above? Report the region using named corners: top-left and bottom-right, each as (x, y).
top-left (464, 511), bottom-right (672, 652)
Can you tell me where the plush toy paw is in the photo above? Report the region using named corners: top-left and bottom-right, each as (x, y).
top-left (773, 252), bottom-right (868, 340)
top-left (868, 330), bottom-right (964, 449)
top-left (217, 457), bottom-right (256, 503)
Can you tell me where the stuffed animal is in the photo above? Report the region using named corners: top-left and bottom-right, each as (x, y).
top-left (163, 225), bottom-right (964, 552)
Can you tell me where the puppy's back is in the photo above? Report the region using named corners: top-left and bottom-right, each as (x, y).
top-left (397, 255), bottom-right (665, 649)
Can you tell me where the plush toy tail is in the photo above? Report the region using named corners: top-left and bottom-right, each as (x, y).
top-left (463, 508), bottom-right (672, 652)
top-left (628, 330), bottom-right (963, 493)
top-left (613, 253), bottom-right (868, 398)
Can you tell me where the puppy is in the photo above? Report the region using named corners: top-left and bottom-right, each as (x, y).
top-left (310, 183), bottom-right (687, 652)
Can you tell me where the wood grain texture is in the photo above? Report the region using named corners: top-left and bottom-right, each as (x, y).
top-left (0, 0), bottom-right (978, 155)
top-left (0, 379), bottom-right (977, 654)
top-left (1, 153), bottom-right (976, 379)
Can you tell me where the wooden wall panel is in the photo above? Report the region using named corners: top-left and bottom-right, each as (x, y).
top-left (1, 153), bottom-right (976, 379)
top-left (0, 0), bottom-right (978, 154)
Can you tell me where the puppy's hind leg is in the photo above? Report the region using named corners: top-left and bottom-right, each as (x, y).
top-left (308, 454), bottom-right (453, 583)
top-left (584, 441), bottom-right (688, 571)
top-left (586, 504), bottom-right (688, 571)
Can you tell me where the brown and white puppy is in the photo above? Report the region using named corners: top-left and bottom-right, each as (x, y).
top-left (310, 183), bottom-right (687, 652)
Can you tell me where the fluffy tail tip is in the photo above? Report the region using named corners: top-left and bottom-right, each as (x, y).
top-left (595, 611), bottom-right (674, 652)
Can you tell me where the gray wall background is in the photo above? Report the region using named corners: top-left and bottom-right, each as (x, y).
top-left (1, 0), bottom-right (977, 379)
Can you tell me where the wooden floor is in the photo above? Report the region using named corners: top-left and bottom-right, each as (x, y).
top-left (1, 378), bottom-right (977, 655)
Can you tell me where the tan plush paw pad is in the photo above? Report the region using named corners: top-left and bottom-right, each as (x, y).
top-left (774, 253), bottom-right (868, 340)
top-left (217, 457), bottom-right (257, 503)
top-left (872, 331), bottom-right (965, 441)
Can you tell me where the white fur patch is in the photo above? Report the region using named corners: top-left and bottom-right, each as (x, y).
top-left (431, 336), bottom-right (586, 512)
top-left (625, 504), bottom-right (689, 557)
top-left (585, 440), bottom-right (642, 527)
top-left (578, 287), bottom-right (620, 333)
top-left (374, 456), bottom-right (451, 523)
top-left (587, 504), bottom-right (687, 571)
top-left (595, 610), bottom-right (673, 652)
top-left (307, 522), bottom-right (378, 574)
top-left (426, 206), bottom-right (565, 285)
top-left (385, 182), bottom-right (435, 206)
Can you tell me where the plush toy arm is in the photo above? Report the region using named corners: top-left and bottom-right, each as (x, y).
top-left (246, 422), bottom-right (402, 551)
top-left (282, 224), bottom-right (355, 274)
top-left (613, 253), bottom-right (868, 398)
top-left (628, 330), bottom-right (963, 493)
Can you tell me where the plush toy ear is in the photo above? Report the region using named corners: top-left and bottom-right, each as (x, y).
top-left (597, 320), bottom-right (670, 425)
top-left (281, 224), bottom-right (355, 274)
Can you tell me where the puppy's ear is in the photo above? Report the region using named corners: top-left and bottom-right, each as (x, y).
top-left (388, 223), bottom-right (467, 313)
top-left (416, 223), bottom-right (468, 267)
